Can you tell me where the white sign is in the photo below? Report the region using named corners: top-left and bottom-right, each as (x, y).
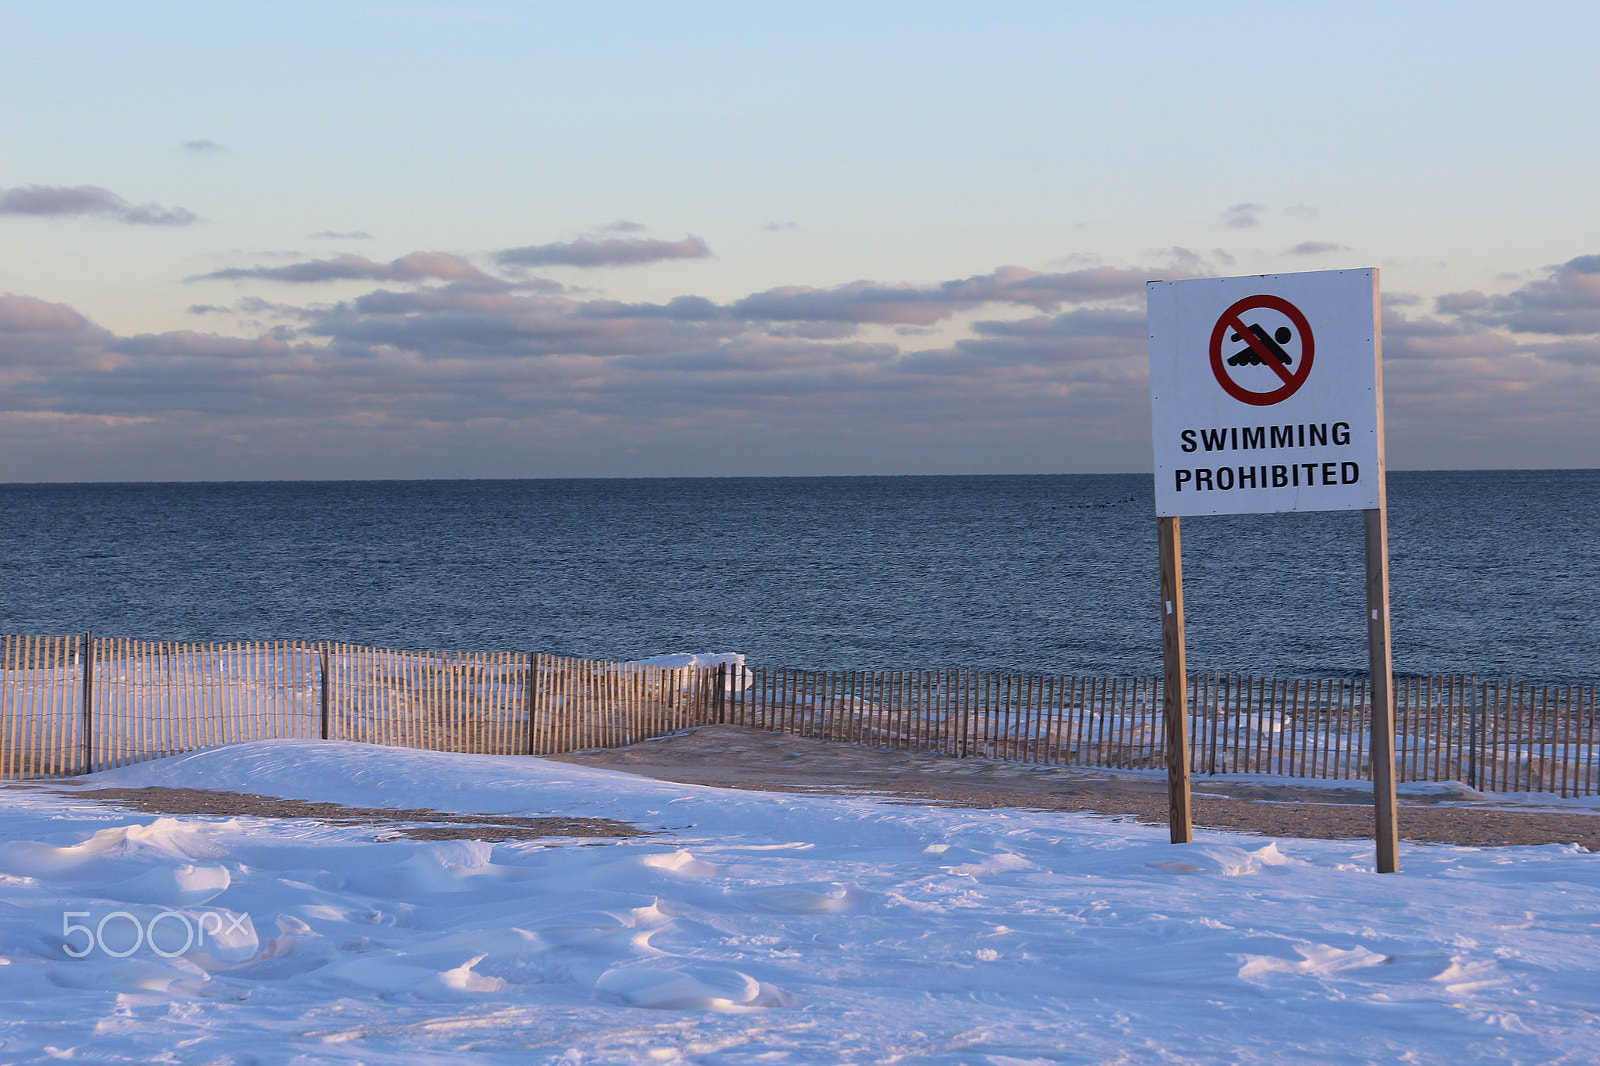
top-left (1148, 268), bottom-right (1383, 517)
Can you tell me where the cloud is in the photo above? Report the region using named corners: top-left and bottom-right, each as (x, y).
top-left (309, 230), bottom-right (374, 240)
top-left (608, 334), bottom-right (899, 375)
top-left (1527, 337), bottom-right (1600, 367)
top-left (766, 321), bottom-right (860, 340)
top-left (897, 308), bottom-right (1148, 377)
top-left (1366, 267), bottom-right (1600, 469)
top-left (964, 266), bottom-right (1154, 307)
top-left (1221, 203), bottom-right (1266, 229)
top-left (0, 261), bottom-right (1149, 455)
top-left (764, 221), bottom-right (799, 231)
top-left (114, 330), bottom-right (297, 359)
top-left (1434, 290), bottom-right (1488, 313)
top-left (182, 139), bottom-right (225, 152)
top-left (310, 288), bottom-right (743, 360)
top-left (732, 266), bottom-right (1150, 326)
top-left (495, 235), bottom-right (711, 268)
top-left (1436, 254), bottom-right (1600, 335)
top-left (5, 250), bottom-right (1159, 479)
top-left (190, 252), bottom-right (494, 285)
top-left (1382, 305), bottom-right (1518, 362)
top-left (0, 294), bottom-right (94, 337)
top-left (733, 281), bottom-right (954, 326)
top-left (0, 294), bottom-right (117, 373)
top-left (1148, 247), bottom-right (1232, 275)
top-left (604, 220), bottom-right (646, 232)
top-left (579, 295), bottom-right (725, 321)
top-left (1286, 241), bottom-right (1347, 256)
top-left (7, 253), bottom-right (1599, 478)
top-left (0, 184), bottom-right (198, 226)
top-left (187, 296), bottom-right (316, 321)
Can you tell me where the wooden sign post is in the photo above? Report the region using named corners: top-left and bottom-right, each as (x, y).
top-left (1158, 515), bottom-right (1193, 843)
top-left (1148, 268), bottom-right (1397, 872)
top-left (1365, 502), bottom-right (1400, 871)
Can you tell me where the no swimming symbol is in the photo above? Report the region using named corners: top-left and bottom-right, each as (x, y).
top-left (1207, 294), bottom-right (1315, 406)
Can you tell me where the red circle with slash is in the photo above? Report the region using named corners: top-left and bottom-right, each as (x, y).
top-left (1208, 294), bottom-right (1315, 406)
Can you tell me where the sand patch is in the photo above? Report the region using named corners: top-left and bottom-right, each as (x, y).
top-left (550, 725), bottom-right (1600, 849)
top-left (37, 785), bottom-right (647, 842)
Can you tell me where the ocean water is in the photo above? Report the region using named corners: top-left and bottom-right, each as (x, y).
top-left (1, 471), bottom-right (1595, 683)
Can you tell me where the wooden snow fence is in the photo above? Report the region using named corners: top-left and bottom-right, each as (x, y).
top-left (0, 636), bottom-right (725, 776)
top-left (2, 633), bottom-right (1597, 795)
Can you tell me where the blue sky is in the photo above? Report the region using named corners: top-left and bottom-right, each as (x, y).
top-left (2, 0), bottom-right (1597, 480)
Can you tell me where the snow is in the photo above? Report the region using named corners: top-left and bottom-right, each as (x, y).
top-left (1, 740), bottom-right (1597, 1064)
top-left (629, 651), bottom-right (753, 690)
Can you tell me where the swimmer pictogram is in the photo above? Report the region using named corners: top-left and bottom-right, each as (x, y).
top-left (1227, 323), bottom-right (1293, 366)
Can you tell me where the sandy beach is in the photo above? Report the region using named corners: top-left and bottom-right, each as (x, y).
top-left (551, 724), bottom-right (1600, 850)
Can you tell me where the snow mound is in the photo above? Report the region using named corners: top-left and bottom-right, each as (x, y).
top-left (0, 739), bottom-right (1596, 1063)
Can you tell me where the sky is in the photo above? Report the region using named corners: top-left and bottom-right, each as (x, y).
top-left (1, 0), bottom-right (1597, 481)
